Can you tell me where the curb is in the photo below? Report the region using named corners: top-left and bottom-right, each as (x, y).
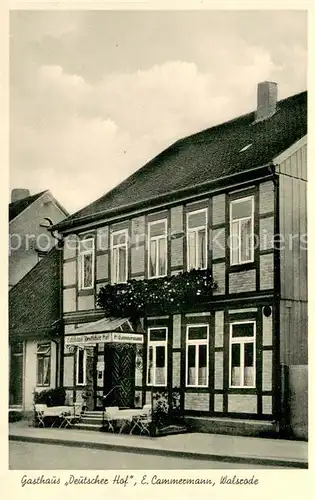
top-left (9, 434), bottom-right (308, 469)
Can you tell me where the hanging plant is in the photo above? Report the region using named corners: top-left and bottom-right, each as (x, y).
top-left (97, 268), bottom-right (217, 319)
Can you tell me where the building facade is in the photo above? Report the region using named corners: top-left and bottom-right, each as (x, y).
top-left (9, 189), bottom-right (68, 411)
top-left (53, 83), bottom-right (307, 436)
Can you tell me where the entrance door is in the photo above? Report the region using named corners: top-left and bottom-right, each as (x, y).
top-left (9, 342), bottom-right (24, 406)
top-left (103, 345), bottom-right (136, 408)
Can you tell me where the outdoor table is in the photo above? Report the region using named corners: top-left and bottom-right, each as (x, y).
top-left (116, 409), bottom-right (146, 434)
top-left (43, 406), bottom-right (73, 427)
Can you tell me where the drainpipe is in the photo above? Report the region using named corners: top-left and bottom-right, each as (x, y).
top-left (268, 163), bottom-right (281, 430)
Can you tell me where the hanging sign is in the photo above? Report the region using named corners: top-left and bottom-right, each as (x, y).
top-left (65, 331), bottom-right (143, 346)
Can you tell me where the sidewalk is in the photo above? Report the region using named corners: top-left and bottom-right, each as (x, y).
top-left (9, 422), bottom-right (308, 468)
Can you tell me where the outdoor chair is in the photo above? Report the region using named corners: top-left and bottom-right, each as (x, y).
top-left (34, 404), bottom-right (47, 427)
top-left (103, 406), bottom-right (120, 433)
top-left (59, 402), bottom-right (84, 428)
top-left (129, 404), bottom-right (152, 435)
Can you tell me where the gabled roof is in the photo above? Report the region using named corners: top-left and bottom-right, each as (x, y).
top-left (9, 190), bottom-right (47, 222)
top-left (9, 247), bottom-right (61, 339)
top-left (54, 90), bottom-right (307, 232)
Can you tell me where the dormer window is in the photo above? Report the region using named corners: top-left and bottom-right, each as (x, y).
top-left (230, 196), bottom-right (254, 265)
top-left (79, 237), bottom-right (94, 290)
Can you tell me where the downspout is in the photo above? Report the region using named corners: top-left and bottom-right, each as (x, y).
top-left (269, 163), bottom-right (282, 431)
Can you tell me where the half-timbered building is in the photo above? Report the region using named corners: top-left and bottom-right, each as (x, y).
top-left (52, 82), bottom-right (307, 437)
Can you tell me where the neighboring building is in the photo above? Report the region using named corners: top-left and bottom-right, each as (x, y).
top-left (9, 248), bottom-right (63, 411)
top-left (52, 82), bottom-right (307, 437)
top-left (9, 189), bottom-right (68, 411)
top-left (9, 189), bottom-right (67, 289)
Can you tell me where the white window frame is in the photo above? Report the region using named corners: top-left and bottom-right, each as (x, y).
top-left (110, 228), bottom-right (128, 284)
top-left (146, 327), bottom-right (168, 386)
top-left (229, 320), bottom-right (256, 389)
top-left (187, 208), bottom-right (208, 271)
top-left (185, 324), bottom-right (209, 388)
top-left (148, 219), bottom-right (168, 278)
top-left (76, 348), bottom-right (87, 386)
top-left (229, 195), bottom-right (254, 266)
top-left (79, 237), bottom-right (95, 290)
top-left (36, 342), bottom-right (51, 387)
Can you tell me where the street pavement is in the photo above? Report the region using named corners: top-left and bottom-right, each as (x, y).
top-left (9, 441), bottom-right (285, 470)
top-left (9, 422), bottom-right (308, 468)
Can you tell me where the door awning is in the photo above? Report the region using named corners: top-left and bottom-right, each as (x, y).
top-left (64, 317), bottom-right (144, 347)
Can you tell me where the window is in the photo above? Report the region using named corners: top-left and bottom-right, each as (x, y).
top-left (111, 229), bottom-right (128, 283)
top-left (147, 327), bottom-right (168, 386)
top-left (230, 196), bottom-right (254, 265)
top-left (186, 325), bottom-right (209, 387)
top-left (76, 348), bottom-right (86, 386)
top-left (229, 321), bottom-right (256, 388)
top-left (79, 237), bottom-right (95, 290)
top-left (148, 219), bottom-right (167, 278)
top-left (187, 209), bottom-right (207, 270)
top-left (36, 343), bottom-right (51, 386)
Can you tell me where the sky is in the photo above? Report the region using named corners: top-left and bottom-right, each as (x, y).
top-left (10, 10), bottom-right (307, 214)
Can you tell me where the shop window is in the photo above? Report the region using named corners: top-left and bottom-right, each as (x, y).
top-left (36, 342), bottom-right (51, 387)
top-left (79, 237), bottom-right (94, 290)
top-left (147, 327), bottom-right (168, 386)
top-left (111, 229), bottom-right (128, 283)
top-left (76, 348), bottom-right (86, 386)
top-left (230, 196), bottom-right (254, 265)
top-left (229, 321), bottom-right (256, 388)
top-left (148, 219), bottom-right (167, 278)
top-left (186, 325), bottom-right (209, 387)
top-left (187, 209), bottom-right (207, 270)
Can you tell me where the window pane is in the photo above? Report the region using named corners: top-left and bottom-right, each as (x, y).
top-left (118, 247), bottom-right (126, 282)
top-left (149, 240), bottom-right (157, 277)
top-left (244, 342), bottom-right (254, 367)
top-left (43, 357), bottom-right (50, 385)
top-left (198, 228), bottom-right (207, 268)
top-left (12, 342), bottom-right (23, 354)
top-left (188, 326), bottom-right (208, 340)
top-left (188, 211), bottom-right (206, 228)
top-left (231, 344), bottom-right (241, 386)
top-left (147, 346), bottom-right (153, 384)
top-left (83, 253), bottom-right (93, 287)
top-left (188, 231), bottom-right (196, 269)
top-left (77, 350), bottom-right (84, 384)
top-left (150, 328), bottom-right (167, 342)
top-left (156, 346), bottom-right (166, 385)
top-left (230, 220), bottom-right (239, 265)
top-left (240, 218), bottom-right (252, 262)
top-left (156, 346), bottom-right (165, 368)
top-left (244, 343), bottom-right (254, 386)
top-left (232, 323), bottom-right (254, 338)
top-left (231, 199), bottom-right (252, 220)
top-left (113, 232), bottom-right (126, 246)
top-left (198, 344), bottom-right (207, 385)
top-left (158, 237), bottom-right (166, 276)
top-left (37, 358), bottom-right (44, 385)
top-left (80, 238), bottom-right (93, 252)
top-left (37, 343), bottom-right (51, 355)
top-left (187, 344), bottom-right (196, 385)
top-left (150, 221), bottom-right (166, 238)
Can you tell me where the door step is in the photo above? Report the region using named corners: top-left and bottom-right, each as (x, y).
top-left (74, 423), bottom-right (103, 432)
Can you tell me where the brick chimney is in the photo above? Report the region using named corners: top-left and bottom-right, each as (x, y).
top-left (255, 81), bottom-right (278, 122)
top-left (11, 188), bottom-right (30, 203)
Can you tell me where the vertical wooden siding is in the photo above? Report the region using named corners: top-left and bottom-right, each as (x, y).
top-left (279, 146), bottom-right (307, 301)
top-left (278, 142), bottom-right (308, 366)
